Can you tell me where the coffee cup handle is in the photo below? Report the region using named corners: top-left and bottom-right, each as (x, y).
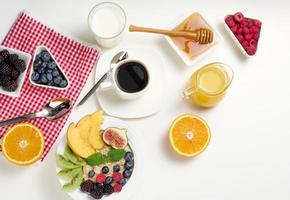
top-left (100, 77), bottom-right (114, 91)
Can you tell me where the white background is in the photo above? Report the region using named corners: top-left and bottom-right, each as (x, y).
top-left (1, 0), bottom-right (290, 199)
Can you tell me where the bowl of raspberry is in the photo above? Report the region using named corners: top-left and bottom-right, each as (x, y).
top-left (0, 45), bottom-right (31, 97)
top-left (224, 12), bottom-right (262, 57)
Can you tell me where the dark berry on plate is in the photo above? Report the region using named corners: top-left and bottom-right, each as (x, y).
top-left (40, 74), bottom-right (48, 84)
top-left (10, 69), bottom-right (20, 79)
top-left (113, 164), bottom-right (120, 172)
top-left (104, 176), bottom-right (113, 184)
top-left (123, 170), bottom-right (132, 178)
top-left (0, 50), bottom-right (10, 60)
top-left (90, 188), bottom-right (103, 199)
top-left (103, 184), bottom-right (114, 195)
top-left (3, 80), bottom-right (18, 92)
top-left (101, 166), bottom-right (109, 174)
top-left (52, 69), bottom-right (59, 77)
top-left (0, 55), bottom-right (4, 63)
top-left (14, 59), bottom-right (26, 72)
top-left (118, 178), bottom-right (126, 186)
top-left (125, 160), bottom-right (134, 170)
top-left (124, 152), bottom-right (134, 162)
top-left (0, 62), bottom-right (13, 75)
top-left (53, 76), bottom-right (62, 85)
top-left (96, 173), bottom-right (106, 183)
top-left (8, 54), bottom-right (19, 64)
top-left (88, 170), bottom-right (96, 178)
top-left (95, 183), bottom-right (104, 190)
top-left (0, 75), bottom-right (11, 86)
top-left (233, 12), bottom-right (244, 23)
top-left (59, 79), bottom-right (68, 88)
top-left (112, 172), bottom-right (122, 182)
top-left (48, 61), bottom-right (57, 69)
top-left (80, 180), bottom-right (95, 193)
top-left (46, 73), bottom-right (53, 81)
top-left (41, 50), bottom-right (51, 62)
top-left (113, 183), bottom-right (122, 193)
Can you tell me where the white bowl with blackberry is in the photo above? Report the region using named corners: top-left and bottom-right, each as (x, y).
top-left (30, 46), bottom-right (69, 90)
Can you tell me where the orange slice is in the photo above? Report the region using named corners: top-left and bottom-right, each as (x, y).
top-left (169, 114), bottom-right (210, 157)
top-left (1, 123), bottom-right (45, 166)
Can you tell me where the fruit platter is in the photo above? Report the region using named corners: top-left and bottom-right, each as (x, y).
top-left (55, 110), bottom-right (142, 200)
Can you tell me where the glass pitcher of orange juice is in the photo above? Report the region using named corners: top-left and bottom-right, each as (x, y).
top-left (183, 62), bottom-right (233, 107)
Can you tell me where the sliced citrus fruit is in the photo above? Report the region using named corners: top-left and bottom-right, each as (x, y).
top-left (1, 123), bottom-right (44, 166)
top-left (169, 114), bottom-right (210, 157)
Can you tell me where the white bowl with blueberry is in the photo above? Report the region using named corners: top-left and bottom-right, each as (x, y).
top-left (30, 46), bottom-right (69, 90)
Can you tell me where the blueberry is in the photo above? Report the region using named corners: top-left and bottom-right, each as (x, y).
top-left (113, 164), bottom-right (120, 172)
top-left (95, 183), bottom-right (103, 190)
top-left (125, 160), bottom-right (134, 170)
top-left (48, 61), bottom-right (57, 69)
top-left (52, 69), bottom-right (59, 77)
top-left (123, 170), bottom-right (132, 178)
top-left (33, 58), bottom-right (42, 68)
top-left (46, 73), bottom-right (53, 81)
top-left (59, 79), bottom-right (68, 88)
top-left (88, 170), bottom-right (95, 178)
top-left (101, 166), bottom-right (109, 174)
top-left (47, 81), bottom-right (54, 86)
top-left (41, 51), bottom-right (51, 62)
top-left (53, 76), bottom-right (62, 85)
top-left (46, 69), bottom-right (53, 73)
top-left (124, 152), bottom-right (134, 162)
top-left (41, 62), bottom-right (47, 69)
top-left (37, 67), bottom-right (45, 74)
top-left (118, 178), bottom-right (127, 186)
top-left (40, 74), bottom-right (48, 84)
top-left (104, 176), bottom-right (113, 184)
top-left (31, 72), bottom-right (40, 81)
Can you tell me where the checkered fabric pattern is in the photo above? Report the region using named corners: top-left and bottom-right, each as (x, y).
top-left (0, 12), bottom-right (100, 160)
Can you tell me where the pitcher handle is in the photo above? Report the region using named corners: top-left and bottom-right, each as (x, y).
top-left (182, 86), bottom-right (197, 99)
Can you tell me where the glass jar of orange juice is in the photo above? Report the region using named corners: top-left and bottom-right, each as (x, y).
top-left (183, 62), bottom-right (233, 107)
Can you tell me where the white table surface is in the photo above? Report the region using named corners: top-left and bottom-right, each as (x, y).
top-left (1, 0), bottom-right (290, 199)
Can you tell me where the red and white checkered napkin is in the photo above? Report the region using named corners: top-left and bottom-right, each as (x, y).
top-left (0, 12), bottom-right (100, 160)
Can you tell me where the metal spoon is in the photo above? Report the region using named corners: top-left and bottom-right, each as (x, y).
top-left (77, 51), bottom-right (128, 107)
top-left (0, 98), bottom-right (71, 127)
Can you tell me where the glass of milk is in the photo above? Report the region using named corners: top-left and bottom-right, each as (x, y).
top-left (88, 2), bottom-right (127, 48)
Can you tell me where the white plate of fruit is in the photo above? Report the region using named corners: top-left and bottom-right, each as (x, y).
top-left (55, 110), bottom-right (143, 200)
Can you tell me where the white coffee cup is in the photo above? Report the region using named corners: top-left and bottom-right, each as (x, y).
top-left (100, 59), bottom-right (150, 100)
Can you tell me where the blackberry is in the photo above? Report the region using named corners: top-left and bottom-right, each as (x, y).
top-left (3, 80), bottom-right (18, 92)
top-left (90, 188), bottom-right (103, 199)
top-left (103, 184), bottom-right (114, 195)
top-left (0, 50), bottom-right (10, 60)
top-left (0, 75), bottom-right (11, 86)
top-left (0, 62), bottom-right (13, 75)
top-left (8, 54), bottom-right (19, 65)
top-left (80, 180), bottom-right (95, 193)
top-left (14, 59), bottom-right (26, 72)
top-left (0, 55), bottom-right (4, 63)
top-left (11, 69), bottom-right (20, 80)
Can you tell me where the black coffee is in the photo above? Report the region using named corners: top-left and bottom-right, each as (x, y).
top-left (116, 62), bottom-right (149, 93)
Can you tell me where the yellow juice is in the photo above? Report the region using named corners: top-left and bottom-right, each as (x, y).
top-left (185, 63), bottom-right (233, 107)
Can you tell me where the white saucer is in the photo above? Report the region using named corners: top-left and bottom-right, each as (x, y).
top-left (95, 46), bottom-right (167, 119)
top-left (56, 116), bottom-right (145, 200)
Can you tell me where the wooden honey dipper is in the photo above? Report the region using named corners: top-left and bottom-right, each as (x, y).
top-left (129, 25), bottom-right (213, 44)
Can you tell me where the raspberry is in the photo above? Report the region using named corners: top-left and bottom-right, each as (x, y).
top-left (225, 16), bottom-right (236, 27)
top-left (96, 173), bottom-right (106, 183)
top-left (0, 75), bottom-right (11, 86)
top-left (244, 34), bottom-right (253, 41)
top-left (254, 20), bottom-right (262, 28)
top-left (230, 25), bottom-right (238, 33)
top-left (14, 59), bottom-right (26, 72)
top-left (247, 19), bottom-right (254, 28)
top-left (249, 39), bottom-right (257, 47)
top-left (0, 50), bottom-right (10, 60)
top-left (237, 28), bottom-right (243, 35)
top-left (113, 183), bottom-right (122, 193)
top-left (241, 40), bottom-right (249, 49)
top-left (253, 32), bottom-right (260, 40)
top-left (240, 20), bottom-right (248, 27)
top-left (0, 62), bottom-right (13, 75)
top-left (250, 26), bottom-right (259, 34)
top-left (3, 80), bottom-right (18, 92)
top-left (236, 35), bottom-right (244, 43)
top-left (243, 27), bottom-right (250, 34)
top-left (11, 69), bottom-right (20, 80)
top-left (112, 172), bottom-right (122, 182)
top-left (233, 12), bottom-right (244, 22)
top-left (103, 184), bottom-right (114, 195)
top-left (80, 180), bottom-right (95, 193)
top-left (246, 45), bottom-right (256, 55)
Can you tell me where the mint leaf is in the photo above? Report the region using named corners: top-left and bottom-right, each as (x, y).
top-left (86, 153), bottom-right (107, 166)
top-left (108, 149), bottom-right (126, 162)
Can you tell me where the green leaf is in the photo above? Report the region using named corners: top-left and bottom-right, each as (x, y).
top-left (86, 153), bottom-right (107, 166)
top-left (108, 149), bottom-right (126, 162)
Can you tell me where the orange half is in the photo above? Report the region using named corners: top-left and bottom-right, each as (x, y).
top-left (169, 114), bottom-right (210, 157)
top-left (2, 123), bottom-right (44, 166)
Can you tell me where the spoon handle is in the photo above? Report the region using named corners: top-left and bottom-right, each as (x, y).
top-left (0, 113), bottom-right (37, 127)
